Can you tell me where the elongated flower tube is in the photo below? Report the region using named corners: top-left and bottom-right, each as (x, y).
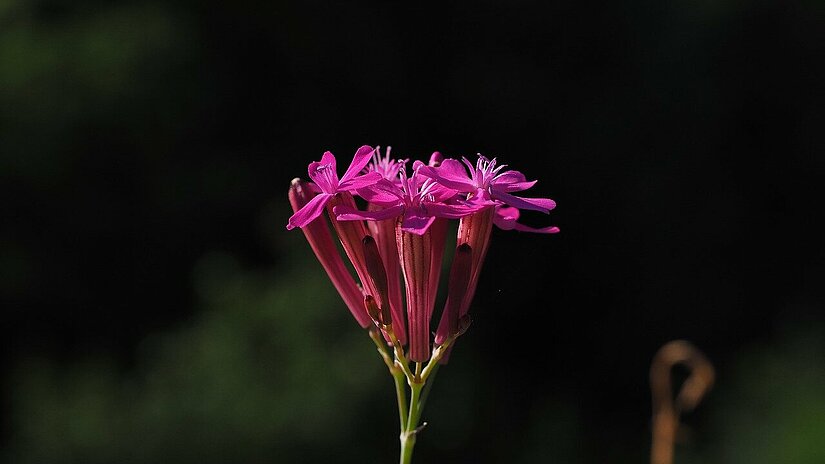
top-left (288, 178), bottom-right (371, 328)
top-left (435, 243), bottom-right (473, 344)
top-left (456, 206), bottom-right (495, 318)
top-left (397, 225), bottom-right (434, 362)
top-left (365, 203), bottom-right (406, 343)
top-left (427, 218), bottom-right (448, 317)
top-left (362, 236), bottom-right (392, 325)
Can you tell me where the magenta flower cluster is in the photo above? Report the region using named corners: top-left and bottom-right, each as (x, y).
top-left (287, 145), bottom-right (558, 362)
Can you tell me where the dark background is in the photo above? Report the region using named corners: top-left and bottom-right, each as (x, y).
top-left (2, 0), bottom-right (824, 463)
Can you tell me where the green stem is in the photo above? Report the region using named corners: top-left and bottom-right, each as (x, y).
top-left (400, 380), bottom-right (424, 464)
top-left (417, 362), bottom-right (440, 416)
top-left (393, 370), bottom-right (408, 430)
top-left (367, 329), bottom-right (410, 435)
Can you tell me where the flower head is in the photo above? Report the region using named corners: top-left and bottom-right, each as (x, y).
top-left (287, 147), bottom-right (558, 361)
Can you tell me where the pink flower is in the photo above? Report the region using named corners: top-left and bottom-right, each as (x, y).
top-left (286, 146), bottom-right (382, 230)
top-left (336, 162), bottom-right (480, 235)
top-left (418, 155), bottom-right (556, 214)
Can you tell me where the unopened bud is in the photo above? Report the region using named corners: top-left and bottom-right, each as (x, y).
top-left (364, 295), bottom-right (381, 325)
top-left (362, 235), bottom-right (392, 325)
top-left (428, 151), bottom-right (443, 167)
top-left (455, 314), bottom-right (472, 338)
top-left (364, 294), bottom-right (392, 327)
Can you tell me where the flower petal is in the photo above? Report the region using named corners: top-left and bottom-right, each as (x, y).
top-left (493, 205), bottom-right (559, 233)
top-left (514, 224), bottom-right (560, 233)
top-left (418, 159), bottom-right (476, 192)
top-left (400, 211), bottom-right (437, 235)
top-left (429, 151), bottom-right (443, 167)
top-left (425, 201), bottom-right (484, 219)
top-left (492, 189), bottom-right (557, 213)
top-left (495, 205), bottom-right (520, 221)
top-left (339, 145), bottom-right (375, 184)
top-left (356, 178), bottom-right (404, 204)
top-left (308, 151), bottom-right (339, 192)
top-left (338, 171), bottom-right (383, 191)
top-left (494, 170), bottom-right (537, 192)
top-left (502, 180), bottom-right (538, 191)
top-left (287, 193), bottom-right (332, 229)
top-left (334, 204), bottom-right (404, 222)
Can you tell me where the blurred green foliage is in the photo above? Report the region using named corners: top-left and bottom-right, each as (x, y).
top-left (0, 0), bottom-right (188, 178)
top-left (682, 328), bottom-right (825, 464)
top-left (5, 245), bottom-right (391, 464)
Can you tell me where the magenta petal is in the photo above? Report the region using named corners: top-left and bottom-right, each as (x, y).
top-left (357, 190), bottom-right (403, 205)
top-left (501, 180), bottom-right (538, 191)
top-left (514, 223), bottom-right (560, 233)
top-left (338, 171), bottom-right (383, 191)
top-left (320, 151), bottom-right (336, 170)
top-left (287, 193), bottom-right (332, 229)
top-left (339, 145), bottom-right (375, 184)
top-left (334, 204), bottom-right (404, 222)
top-left (494, 170), bottom-right (527, 183)
top-left (419, 159), bottom-right (476, 192)
top-left (357, 178), bottom-right (403, 204)
top-left (308, 153), bottom-right (339, 192)
top-left (493, 213), bottom-right (559, 233)
top-left (429, 151), bottom-right (443, 167)
top-left (401, 212), bottom-right (437, 235)
top-left (426, 202), bottom-right (482, 219)
top-left (494, 171), bottom-right (537, 191)
top-left (492, 190), bottom-right (557, 213)
top-left (493, 205), bottom-right (559, 233)
top-left (496, 205), bottom-right (520, 221)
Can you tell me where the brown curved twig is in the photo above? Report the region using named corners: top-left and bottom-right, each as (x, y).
top-left (650, 340), bottom-right (715, 464)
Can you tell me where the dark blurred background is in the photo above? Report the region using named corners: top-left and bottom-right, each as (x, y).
top-left (2, 0), bottom-right (824, 463)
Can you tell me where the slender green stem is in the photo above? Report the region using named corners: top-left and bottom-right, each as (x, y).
top-left (400, 380), bottom-right (424, 464)
top-left (392, 370), bottom-right (408, 430)
top-left (373, 330), bottom-right (459, 463)
top-left (368, 329), bottom-right (410, 434)
top-left (417, 362), bottom-right (440, 416)
top-left (393, 345), bottom-right (416, 381)
top-left (368, 328), bottom-right (394, 370)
